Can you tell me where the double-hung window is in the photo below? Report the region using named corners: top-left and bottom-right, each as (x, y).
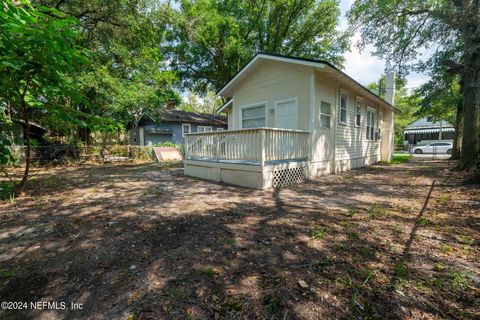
top-left (366, 108), bottom-right (376, 140)
top-left (319, 101), bottom-right (331, 128)
top-left (339, 93), bottom-right (347, 124)
top-left (241, 103), bottom-right (266, 128)
top-left (182, 123), bottom-right (191, 137)
top-left (355, 101), bottom-right (362, 127)
top-left (197, 126), bottom-right (213, 132)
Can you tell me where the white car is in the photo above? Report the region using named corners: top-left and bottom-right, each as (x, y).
top-left (413, 142), bottom-right (453, 154)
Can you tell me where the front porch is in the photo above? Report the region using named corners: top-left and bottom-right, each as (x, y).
top-left (183, 128), bottom-right (310, 189)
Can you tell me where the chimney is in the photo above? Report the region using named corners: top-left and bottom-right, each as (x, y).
top-left (385, 72), bottom-right (395, 106)
top-left (167, 98), bottom-right (176, 110)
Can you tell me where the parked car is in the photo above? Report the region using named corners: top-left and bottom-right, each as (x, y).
top-left (413, 142), bottom-right (453, 154)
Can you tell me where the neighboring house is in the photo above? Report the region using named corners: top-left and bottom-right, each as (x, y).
top-left (183, 53), bottom-right (399, 189)
top-left (129, 109), bottom-right (227, 146)
top-left (403, 116), bottom-right (454, 146)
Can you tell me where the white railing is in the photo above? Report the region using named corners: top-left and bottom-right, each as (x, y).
top-left (185, 128), bottom-right (310, 165)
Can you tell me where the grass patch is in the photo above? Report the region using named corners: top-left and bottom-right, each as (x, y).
top-left (310, 227), bottom-right (327, 240)
top-left (347, 229), bottom-right (359, 239)
top-left (418, 217), bottom-right (433, 226)
top-left (441, 244), bottom-right (453, 254)
top-left (197, 267), bottom-right (215, 278)
top-left (263, 295), bottom-right (279, 314)
top-left (394, 261), bottom-right (408, 279)
top-left (333, 242), bottom-right (347, 251)
top-left (390, 153), bottom-right (412, 164)
top-left (224, 237), bottom-right (236, 245)
top-left (449, 270), bottom-right (469, 289)
top-left (367, 204), bottom-right (387, 220)
top-left (0, 267), bottom-right (20, 281)
top-left (167, 287), bottom-right (187, 300)
top-left (347, 207), bottom-right (358, 217)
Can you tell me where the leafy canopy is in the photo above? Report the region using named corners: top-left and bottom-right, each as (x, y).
top-left (166, 0), bottom-right (348, 94)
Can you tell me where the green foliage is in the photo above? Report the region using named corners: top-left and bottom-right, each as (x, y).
top-left (197, 267), bottom-right (215, 278)
top-left (348, 0), bottom-right (457, 73)
top-left (348, 0), bottom-right (479, 168)
top-left (311, 227), bottom-right (327, 239)
top-left (390, 153), bottom-right (411, 164)
top-left (0, 106), bottom-right (15, 167)
top-left (153, 142), bottom-right (177, 148)
top-left (394, 261), bottom-right (408, 279)
top-left (166, 0), bottom-right (348, 93)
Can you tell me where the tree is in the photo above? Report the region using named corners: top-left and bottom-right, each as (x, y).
top-left (414, 49), bottom-right (463, 157)
top-left (0, 0), bottom-right (88, 195)
top-left (37, 0), bottom-right (179, 145)
top-left (348, 0), bottom-right (480, 170)
top-left (166, 0), bottom-right (348, 94)
top-left (180, 91), bottom-right (223, 114)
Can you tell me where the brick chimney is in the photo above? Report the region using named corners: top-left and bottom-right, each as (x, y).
top-left (385, 72), bottom-right (395, 106)
top-left (167, 98), bottom-right (176, 110)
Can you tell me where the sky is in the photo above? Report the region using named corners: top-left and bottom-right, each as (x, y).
top-left (339, 0), bottom-right (430, 90)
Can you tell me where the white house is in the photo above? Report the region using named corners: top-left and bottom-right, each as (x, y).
top-left (183, 53), bottom-right (399, 189)
top-left (403, 116), bottom-right (454, 146)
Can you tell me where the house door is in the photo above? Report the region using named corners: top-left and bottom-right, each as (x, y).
top-left (275, 99), bottom-right (298, 130)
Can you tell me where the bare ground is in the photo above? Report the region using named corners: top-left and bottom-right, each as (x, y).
top-left (0, 159), bottom-right (479, 319)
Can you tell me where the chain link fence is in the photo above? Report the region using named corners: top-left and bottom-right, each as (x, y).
top-left (11, 145), bottom-right (159, 165)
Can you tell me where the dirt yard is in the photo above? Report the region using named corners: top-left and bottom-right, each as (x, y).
top-left (0, 159), bottom-right (479, 319)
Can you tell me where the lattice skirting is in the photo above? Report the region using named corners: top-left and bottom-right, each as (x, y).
top-left (272, 166), bottom-right (307, 189)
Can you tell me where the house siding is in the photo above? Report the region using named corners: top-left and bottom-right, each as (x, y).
top-left (130, 122), bottom-right (226, 146)
top-left (231, 60), bottom-right (312, 130)
top-left (220, 58), bottom-right (395, 181)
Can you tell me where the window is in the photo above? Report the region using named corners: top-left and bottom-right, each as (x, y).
top-left (182, 123), bottom-right (191, 137)
top-left (241, 103), bottom-right (266, 128)
top-left (366, 109), bottom-right (376, 140)
top-left (216, 128), bottom-right (224, 131)
top-left (197, 126), bottom-right (213, 132)
top-left (319, 101), bottom-right (331, 128)
top-left (133, 132), bottom-right (137, 143)
top-left (339, 93), bottom-right (347, 124)
top-left (355, 101), bottom-right (362, 126)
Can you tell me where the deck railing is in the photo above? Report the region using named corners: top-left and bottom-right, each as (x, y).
top-left (184, 128), bottom-right (310, 165)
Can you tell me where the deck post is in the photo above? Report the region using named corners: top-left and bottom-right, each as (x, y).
top-left (260, 129), bottom-right (266, 167)
top-left (215, 135), bottom-right (220, 162)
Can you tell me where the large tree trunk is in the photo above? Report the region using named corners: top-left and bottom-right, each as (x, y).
top-left (452, 99), bottom-right (463, 159)
top-left (458, 12), bottom-right (480, 170)
top-left (14, 99), bottom-right (31, 196)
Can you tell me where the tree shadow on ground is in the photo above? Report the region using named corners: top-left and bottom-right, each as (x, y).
top-left (0, 159), bottom-right (478, 319)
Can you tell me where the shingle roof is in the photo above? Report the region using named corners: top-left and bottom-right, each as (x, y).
top-left (148, 109), bottom-right (227, 126)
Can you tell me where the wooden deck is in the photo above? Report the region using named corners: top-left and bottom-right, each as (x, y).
top-left (183, 128), bottom-right (311, 189)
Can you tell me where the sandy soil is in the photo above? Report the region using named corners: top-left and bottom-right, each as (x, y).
top-left (0, 159), bottom-right (479, 319)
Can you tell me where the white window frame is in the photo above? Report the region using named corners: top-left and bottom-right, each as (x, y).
top-left (338, 91), bottom-right (348, 125)
top-left (355, 98), bottom-right (363, 127)
top-left (274, 97), bottom-right (298, 129)
top-left (197, 126), bottom-right (213, 132)
top-left (181, 123), bottom-right (191, 137)
top-left (319, 101), bottom-right (332, 129)
top-left (366, 107), bottom-right (376, 141)
top-left (239, 101), bottom-right (267, 129)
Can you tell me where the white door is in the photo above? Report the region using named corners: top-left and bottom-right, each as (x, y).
top-left (275, 99), bottom-right (298, 130)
